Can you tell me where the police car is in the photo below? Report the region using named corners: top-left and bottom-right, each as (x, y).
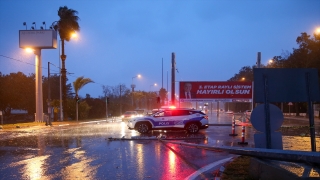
top-left (127, 108), bottom-right (209, 134)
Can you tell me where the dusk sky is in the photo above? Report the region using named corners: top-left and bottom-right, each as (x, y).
top-left (1, 0), bottom-right (320, 98)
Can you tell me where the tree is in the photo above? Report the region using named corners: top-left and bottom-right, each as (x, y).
top-left (0, 72), bottom-right (35, 116)
top-left (228, 66), bottom-right (255, 82)
top-left (228, 31), bottom-right (320, 118)
top-left (73, 76), bottom-right (93, 121)
top-left (102, 84), bottom-right (131, 116)
top-left (85, 94), bottom-right (105, 119)
top-left (52, 6), bottom-right (80, 120)
top-left (159, 88), bottom-right (168, 105)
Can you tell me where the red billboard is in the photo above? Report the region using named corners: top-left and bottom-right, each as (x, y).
top-left (179, 81), bottom-right (252, 101)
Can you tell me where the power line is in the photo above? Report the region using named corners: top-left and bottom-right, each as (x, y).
top-left (0, 54), bottom-right (60, 74)
top-left (1, 54), bottom-right (107, 88)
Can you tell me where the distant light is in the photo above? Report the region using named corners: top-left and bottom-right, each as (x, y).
top-left (269, 59), bottom-right (273, 64)
top-left (137, 74), bottom-right (141, 78)
top-left (71, 33), bottom-right (77, 38)
top-left (316, 27), bottom-right (320, 34)
top-left (25, 48), bottom-right (34, 53)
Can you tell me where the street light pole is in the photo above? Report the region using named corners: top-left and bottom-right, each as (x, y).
top-left (131, 74), bottom-right (141, 108)
top-left (131, 77), bottom-right (136, 107)
top-left (60, 39), bottom-right (67, 121)
top-left (58, 40), bottom-right (63, 121)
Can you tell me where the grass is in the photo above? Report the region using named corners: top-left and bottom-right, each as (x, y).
top-left (220, 156), bottom-right (254, 180)
top-left (0, 121), bottom-right (78, 130)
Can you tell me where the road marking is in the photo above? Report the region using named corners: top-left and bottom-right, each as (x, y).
top-left (184, 156), bottom-right (234, 180)
top-left (79, 120), bottom-right (107, 124)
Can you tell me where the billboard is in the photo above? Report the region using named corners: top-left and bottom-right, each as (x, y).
top-left (19, 30), bottom-right (57, 49)
top-left (179, 81), bottom-right (252, 101)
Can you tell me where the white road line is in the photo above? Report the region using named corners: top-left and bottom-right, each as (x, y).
top-left (184, 156), bottom-right (234, 180)
top-left (79, 120), bottom-right (107, 124)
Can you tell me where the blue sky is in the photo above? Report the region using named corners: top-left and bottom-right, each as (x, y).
top-left (1, 0), bottom-right (320, 98)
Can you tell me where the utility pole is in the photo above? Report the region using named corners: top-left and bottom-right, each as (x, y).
top-left (171, 53), bottom-right (175, 105)
top-left (162, 58), bottom-right (163, 88)
top-left (47, 62), bottom-right (52, 126)
top-left (166, 71), bottom-right (169, 105)
top-left (120, 85), bottom-right (122, 115)
top-left (105, 95), bottom-right (108, 120)
top-left (253, 52), bottom-right (261, 109)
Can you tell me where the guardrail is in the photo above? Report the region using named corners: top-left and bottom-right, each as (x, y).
top-left (160, 140), bottom-right (320, 165)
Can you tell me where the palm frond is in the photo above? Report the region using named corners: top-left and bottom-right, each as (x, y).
top-left (73, 76), bottom-right (94, 95)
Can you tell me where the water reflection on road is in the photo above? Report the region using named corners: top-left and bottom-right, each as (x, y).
top-left (0, 122), bottom-right (225, 179)
top-left (0, 114), bottom-right (319, 179)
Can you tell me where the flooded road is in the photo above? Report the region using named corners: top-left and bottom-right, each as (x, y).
top-left (0, 120), bottom-right (235, 179)
top-left (0, 114), bottom-right (319, 179)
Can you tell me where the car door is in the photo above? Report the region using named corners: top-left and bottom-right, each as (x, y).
top-left (153, 110), bottom-right (173, 128)
top-left (171, 110), bottom-right (189, 128)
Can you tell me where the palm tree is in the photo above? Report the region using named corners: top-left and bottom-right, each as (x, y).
top-left (52, 6), bottom-right (80, 120)
top-left (73, 76), bottom-right (93, 121)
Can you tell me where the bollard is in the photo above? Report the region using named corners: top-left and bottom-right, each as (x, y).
top-left (229, 115), bottom-right (238, 136)
top-left (238, 125), bottom-right (248, 145)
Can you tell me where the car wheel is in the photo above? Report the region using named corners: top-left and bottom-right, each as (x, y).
top-left (136, 122), bottom-right (150, 134)
top-left (186, 123), bottom-right (200, 133)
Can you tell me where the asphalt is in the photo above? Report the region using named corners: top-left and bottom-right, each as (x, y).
top-left (1, 113), bottom-right (319, 179)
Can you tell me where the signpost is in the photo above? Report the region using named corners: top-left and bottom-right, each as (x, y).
top-left (253, 68), bottom-right (320, 151)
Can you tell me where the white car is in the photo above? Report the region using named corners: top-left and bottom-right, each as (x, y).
top-left (121, 111), bottom-right (138, 122)
top-left (127, 108), bottom-right (209, 134)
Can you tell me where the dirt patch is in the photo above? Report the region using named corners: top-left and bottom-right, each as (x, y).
top-left (279, 126), bottom-right (320, 137)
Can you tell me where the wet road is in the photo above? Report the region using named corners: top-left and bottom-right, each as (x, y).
top-left (0, 113), bottom-right (319, 179)
top-left (0, 118), bottom-right (236, 179)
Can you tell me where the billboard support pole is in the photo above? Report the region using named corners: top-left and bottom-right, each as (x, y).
top-left (35, 49), bottom-right (43, 122)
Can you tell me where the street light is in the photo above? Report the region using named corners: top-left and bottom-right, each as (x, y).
top-left (131, 74), bottom-right (141, 107)
top-left (149, 83), bottom-right (157, 91)
top-left (268, 59), bottom-right (273, 64)
top-left (131, 74), bottom-right (141, 92)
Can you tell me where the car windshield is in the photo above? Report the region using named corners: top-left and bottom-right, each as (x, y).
top-left (135, 110), bottom-right (145, 114)
top-left (125, 111), bottom-right (136, 115)
top-left (154, 111), bottom-right (165, 117)
top-left (190, 110), bottom-right (206, 115)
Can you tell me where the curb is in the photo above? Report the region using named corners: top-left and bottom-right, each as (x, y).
top-left (213, 156), bottom-right (238, 180)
